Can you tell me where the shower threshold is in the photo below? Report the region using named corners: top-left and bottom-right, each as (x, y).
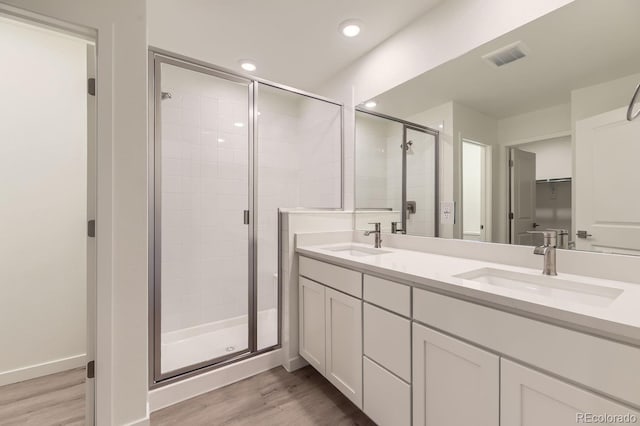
top-left (160, 308), bottom-right (278, 373)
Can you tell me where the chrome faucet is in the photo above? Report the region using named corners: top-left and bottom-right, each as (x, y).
top-left (528, 230), bottom-right (557, 276)
top-left (364, 222), bottom-right (382, 248)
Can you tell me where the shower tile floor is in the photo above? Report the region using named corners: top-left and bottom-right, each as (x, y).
top-left (161, 308), bottom-right (278, 373)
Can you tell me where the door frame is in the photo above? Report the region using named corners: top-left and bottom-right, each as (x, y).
top-left (460, 138), bottom-right (492, 242)
top-left (505, 131), bottom-right (571, 244)
top-left (148, 53), bottom-right (257, 384)
top-left (0, 8), bottom-right (98, 424)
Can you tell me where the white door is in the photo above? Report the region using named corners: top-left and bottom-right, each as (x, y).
top-left (575, 107), bottom-right (640, 254)
top-left (298, 277), bottom-right (326, 374)
top-left (412, 323), bottom-right (499, 426)
top-left (510, 148), bottom-right (537, 245)
top-left (501, 359), bottom-right (639, 426)
top-left (325, 287), bottom-right (362, 408)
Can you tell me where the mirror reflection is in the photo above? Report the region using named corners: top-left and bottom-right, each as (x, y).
top-left (355, 0), bottom-right (640, 255)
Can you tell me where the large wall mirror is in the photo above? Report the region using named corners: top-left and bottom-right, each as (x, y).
top-left (355, 0), bottom-right (640, 255)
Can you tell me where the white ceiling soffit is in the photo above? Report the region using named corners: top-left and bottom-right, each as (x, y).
top-left (148, 0), bottom-right (444, 92)
top-left (373, 0), bottom-right (640, 119)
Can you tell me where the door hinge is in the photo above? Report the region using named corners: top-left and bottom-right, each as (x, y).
top-left (87, 360), bottom-right (95, 379)
top-left (509, 212), bottom-right (514, 220)
top-left (509, 159), bottom-right (514, 167)
top-left (243, 210), bottom-right (250, 225)
top-left (88, 78), bottom-right (96, 96)
top-left (88, 220), bottom-right (96, 237)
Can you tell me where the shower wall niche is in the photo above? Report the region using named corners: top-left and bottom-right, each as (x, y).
top-left (150, 52), bottom-right (342, 385)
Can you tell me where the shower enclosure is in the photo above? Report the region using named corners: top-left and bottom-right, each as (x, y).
top-left (149, 51), bottom-right (342, 385)
top-left (355, 109), bottom-right (439, 236)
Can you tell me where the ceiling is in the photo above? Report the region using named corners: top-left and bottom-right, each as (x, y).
top-left (148, 0), bottom-right (444, 91)
top-left (373, 0), bottom-right (640, 119)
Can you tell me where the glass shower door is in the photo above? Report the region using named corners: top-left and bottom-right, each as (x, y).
top-left (155, 59), bottom-right (252, 377)
top-left (403, 126), bottom-right (438, 237)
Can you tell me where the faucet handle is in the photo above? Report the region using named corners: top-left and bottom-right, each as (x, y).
top-left (368, 222), bottom-right (381, 231)
top-left (527, 230), bottom-right (557, 246)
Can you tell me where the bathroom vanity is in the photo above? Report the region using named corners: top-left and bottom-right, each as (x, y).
top-left (296, 240), bottom-right (640, 426)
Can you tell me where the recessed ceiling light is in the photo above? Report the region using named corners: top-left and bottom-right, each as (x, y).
top-left (218, 138), bottom-right (225, 143)
top-left (239, 60), bottom-right (256, 72)
top-left (339, 19), bottom-right (362, 38)
top-left (234, 122), bottom-right (244, 128)
top-left (364, 100), bottom-right (377, 108)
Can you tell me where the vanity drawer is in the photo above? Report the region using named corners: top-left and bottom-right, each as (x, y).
top-left (363, 356), bottom-right (410, 426)
top-left (413, 288), bottom-right (640, 407)
top-left (363, 303), bottom-right (411, 382)
top-left (299, 256), bottom-right (361, 298)
top-left (363, 274), bottom-right (410, 317)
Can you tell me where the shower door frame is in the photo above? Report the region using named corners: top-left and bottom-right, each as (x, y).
top-left (149, 49), bottom-right (345, 387)
top-left (356, 108), bottom-right (440, 237)
top-left (149, 53), bottom-right (261, 386)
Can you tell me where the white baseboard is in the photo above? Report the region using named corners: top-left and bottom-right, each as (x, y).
top-left (0, 354), bottom-right (86, 386)
top-left (283, 356), bottom-right (308, 372)
top-left (149, 349), bottom-right (284, 412)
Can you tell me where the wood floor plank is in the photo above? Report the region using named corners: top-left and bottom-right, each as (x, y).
top-left (151, 367), bottom-right (374, 426)
top-left (0, 368), bottom-right (85, 426)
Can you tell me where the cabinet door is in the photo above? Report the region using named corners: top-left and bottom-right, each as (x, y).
top-left (501, 359), bottom-right (640, 426)
top-left (325, 287), bottom-right (363, 408)
top-left (364, 356), bottom-right (411, 426)
top-left (413, 323), bottom-right (499, 426)
top-left (299, 277), bottom-right (326, 374)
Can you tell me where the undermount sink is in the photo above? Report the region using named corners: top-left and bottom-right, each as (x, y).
top-left (325, 244), bottom-right (391, 257)
top-left (455, 267), bottom-right (623, 307)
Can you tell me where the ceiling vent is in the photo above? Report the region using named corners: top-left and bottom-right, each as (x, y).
top-left (482, 41), bottom-right (529, 68)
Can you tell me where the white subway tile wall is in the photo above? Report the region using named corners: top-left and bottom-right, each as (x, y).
top-left (160, 63), bottom-right (249, 346)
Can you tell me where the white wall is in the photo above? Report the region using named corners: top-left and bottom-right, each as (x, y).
top-left (0, 1), bottom-right (149, 425)
top-left (518, 136), bottom-right (572, 180)
top-left (498, 103), bottom-right (571, 144)
top-left (0, 17), bottom-right (87, 386)
top-left (452, 102), bottom-right (498, 240)
top-left (571, 72), bottom-right (640, 125)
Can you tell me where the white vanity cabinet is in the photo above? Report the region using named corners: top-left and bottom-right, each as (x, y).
top-left (297, 253), bottom-right (640, 426)
top-left (298, 257), bottom-right (363, 408)
top-left (412, 323), bottom-right (499, 426)
top-left (501, 359), bottom-right (640, 426)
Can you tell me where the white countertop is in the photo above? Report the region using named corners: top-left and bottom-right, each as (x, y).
top-left (296, 242), bottom-right (640, 344)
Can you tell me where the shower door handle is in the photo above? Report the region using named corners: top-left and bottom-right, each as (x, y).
top-left (243, 210), bottom-right (250, 225)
